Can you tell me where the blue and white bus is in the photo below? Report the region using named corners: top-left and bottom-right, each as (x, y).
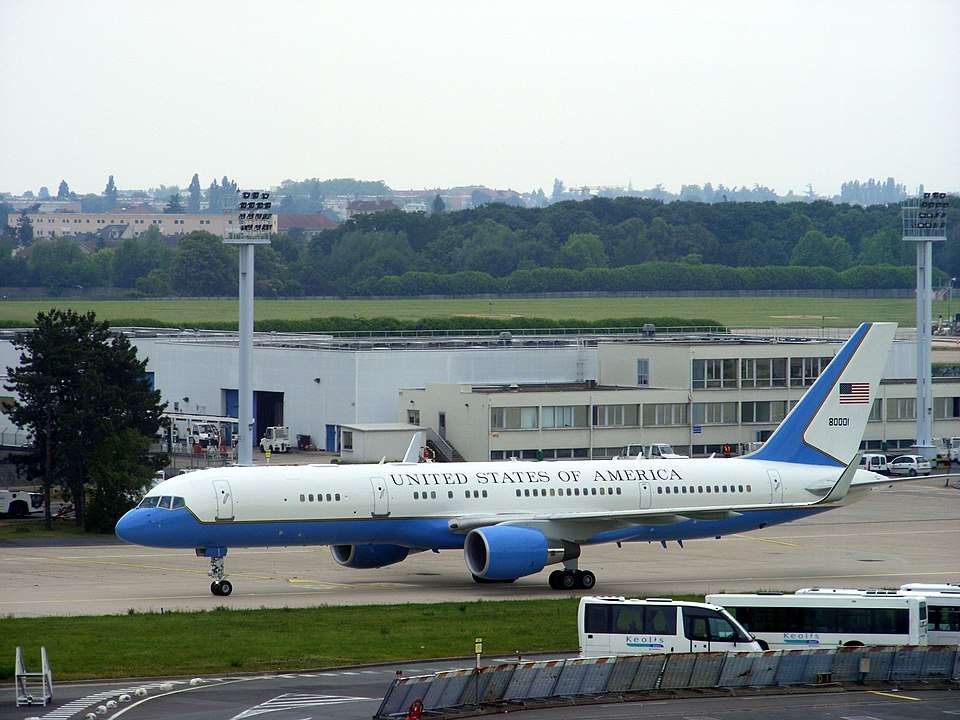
top-left (706, 592), bottom-right (928, 649)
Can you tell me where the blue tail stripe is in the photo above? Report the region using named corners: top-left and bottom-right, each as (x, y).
top-left (747, 323), bottom-right (871, 466)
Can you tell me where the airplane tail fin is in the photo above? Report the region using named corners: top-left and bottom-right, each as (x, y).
top-left (746, 322), bottom-right (896, 467)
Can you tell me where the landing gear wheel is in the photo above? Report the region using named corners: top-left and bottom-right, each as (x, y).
top-left (548, 570), bottom-right (564, 589)
top-left (578, 570), bottom-right (596, 590)
top-left (560, 571), bottom-right (578, 590)
top-left (211, 579), bottom-right (233, 596)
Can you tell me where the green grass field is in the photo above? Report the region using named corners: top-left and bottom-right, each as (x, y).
top-left (0, 296), bottom-right (943, 328)
top-left (1, 599), bottom-right (593, 680)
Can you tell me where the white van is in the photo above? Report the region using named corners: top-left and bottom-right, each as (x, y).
top-left (858, 453), bottom-right (889, 474)
top-left (578, 596), bottom-right (763, 657)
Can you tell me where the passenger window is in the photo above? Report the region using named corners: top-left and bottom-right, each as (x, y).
top-left (746, 484), bottom-right (752, 492)
top-left (326, 494), bottom-right (332, 502)
top-left (681, 487), bottom-right (687, 494)
top-left (335, 494), bottom-right (341, 501)
top-left (706, 486), bottom-right (711, 493)
top-left (299, 494), bottom-right (305, 503)
top-left (482, 490), bottom-right (487, 498)
top-left (449, 491), bottom-right (454, 499)
top-left (413, 492), bottom-right (419, 500)
top-left (309, 494), bottom-right (314, 502)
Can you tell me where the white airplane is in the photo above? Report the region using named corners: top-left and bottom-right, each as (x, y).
top-left (118, 321), bottom-right (910, 597)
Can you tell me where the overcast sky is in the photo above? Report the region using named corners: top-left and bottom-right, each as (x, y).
top-left (2, 0), bottom-right (958, 198)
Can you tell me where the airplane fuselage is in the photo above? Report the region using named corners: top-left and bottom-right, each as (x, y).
top-left (119, 457), bottom-right (861, 551)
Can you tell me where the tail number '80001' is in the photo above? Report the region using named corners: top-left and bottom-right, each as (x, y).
top-left (828, 417), bottom-right (849, 427)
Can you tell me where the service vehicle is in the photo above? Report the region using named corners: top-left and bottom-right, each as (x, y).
top-left (888, 454), bottom-right (932, 476)
top-left (625, 442), bottom-right (690, 459)
top-left (0, 489), bottom-right (43, 518)
top-left (578, 596), bottom-right (762, 656)
top-left (858, 453), bottom-right (889, 474)
top-left (260, 425), bottom-right (291, 453)
top-left (706, 591), bottom-right (928, 649)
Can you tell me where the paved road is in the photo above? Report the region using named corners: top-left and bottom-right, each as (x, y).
top-left (3, 666), bottom-right (955, 720)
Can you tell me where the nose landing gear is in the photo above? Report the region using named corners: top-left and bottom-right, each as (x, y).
top-left (208, 557), bottom-right (233, 596)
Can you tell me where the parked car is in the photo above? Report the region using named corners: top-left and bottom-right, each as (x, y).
top-left (859, 453), bottom-right (889, 474)
top-left (888, 455), bottom-right (932, 476)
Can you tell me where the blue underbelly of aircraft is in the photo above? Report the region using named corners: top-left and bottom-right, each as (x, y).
top-left (116, 506), bottom-right (826, 550)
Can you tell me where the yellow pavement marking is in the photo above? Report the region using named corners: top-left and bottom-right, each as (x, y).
top-left (730, 534), bottom-right (799, 547)
top-left (58, 556), bottom-right (404, 589)
top-left (867, 690), bottom-right (920, 701)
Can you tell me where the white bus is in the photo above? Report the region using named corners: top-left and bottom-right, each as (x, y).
top-left (578, 596), bottom-right (763, 657)
top-left (795, 586), bottom-right (960, 646)
top-left (707, 592), bottom-right (928, 649)
top-left (901, 585), bottom-right (960, 645)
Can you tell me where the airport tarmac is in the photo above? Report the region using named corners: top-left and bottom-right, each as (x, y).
top-left (1, 476), bottom-right (958, 617)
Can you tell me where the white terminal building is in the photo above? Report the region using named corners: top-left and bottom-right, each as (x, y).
top-left (0, 326), bottom-right (956, 463)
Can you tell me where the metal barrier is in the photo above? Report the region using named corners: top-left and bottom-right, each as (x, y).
top-left (374, 646), bottom-right (959, 718)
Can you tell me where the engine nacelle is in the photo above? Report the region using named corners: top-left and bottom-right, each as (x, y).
top-left (464, 525), bottom-right (580, 581)
top-left (331, 543), bottom-right (410, 569)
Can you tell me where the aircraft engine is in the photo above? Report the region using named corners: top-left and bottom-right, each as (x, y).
top-left (330, 543), bottom-right (410, 569)
top-left (464, 525), bottom-right (580, 581)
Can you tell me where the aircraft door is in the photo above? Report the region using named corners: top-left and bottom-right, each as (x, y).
top-left (213, 479), bottom-right (234, 521)
top-left (370, 476), bottom-right (390, 517)
top-left (638, 482), bottom-right (652, 509)
top-left (767, 469), bottom-right (783, 502)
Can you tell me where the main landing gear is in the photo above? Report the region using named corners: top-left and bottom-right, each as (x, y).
top-left (548, 569), bottom-right (596, 590)
top-left (207, 555), bottom-right (233, 596)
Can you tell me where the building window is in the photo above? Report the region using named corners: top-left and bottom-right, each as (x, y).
top-left (790, 356), bottom-right (830, 387)
top-left (933, 396), bottom-right (960, 420)
top-left (341, 430), bottom-right (353, 450)
top-left (542, 405), bottom-right (588, 428)
top-left (886, 397), bottom-right (916, 421)
top-left (869, 399), bottom-right (882, 422)
top-left (491, 406), bottom-right (538, 430)
top-left (692, 358), bottom-right (738, 389)
top-left (692, 402), bottom-right (738, 425)
top-left (642, 403), bottom-right (688, 427)
top-left (407, 409), bottom-right (420, 424)
top-left (637, 358), bottom-right (649, 386)
top-left (741, 400), bottom-right (788, 424)
top-left (593, 404), bottom-right (639, 427)
top-left (740, 357), bottom-right (787, 387)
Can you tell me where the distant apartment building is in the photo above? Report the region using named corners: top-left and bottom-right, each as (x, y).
top-left (9, 212), bottom-right (277, 240)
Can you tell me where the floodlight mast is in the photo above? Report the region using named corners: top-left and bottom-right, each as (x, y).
top-left (902, 191), bottom-right (949, 461)
top-left (223, 189), bottom-right (274, 466)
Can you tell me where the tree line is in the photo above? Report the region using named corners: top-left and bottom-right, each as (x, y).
top-left (0, 196), bottom-right (956, 296)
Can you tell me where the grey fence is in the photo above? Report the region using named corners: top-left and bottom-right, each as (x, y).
top-left (375, 646), bottom-right (959, 719)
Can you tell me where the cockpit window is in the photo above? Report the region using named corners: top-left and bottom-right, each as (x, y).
top-left (137, 495), bottom-right (186, 510)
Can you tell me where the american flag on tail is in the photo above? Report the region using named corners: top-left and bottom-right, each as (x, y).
top-left (839, 382), bottom-right (870, 404)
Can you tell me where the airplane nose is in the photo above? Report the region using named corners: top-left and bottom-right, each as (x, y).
top-left (115, 509), bottom-right (150, 544)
